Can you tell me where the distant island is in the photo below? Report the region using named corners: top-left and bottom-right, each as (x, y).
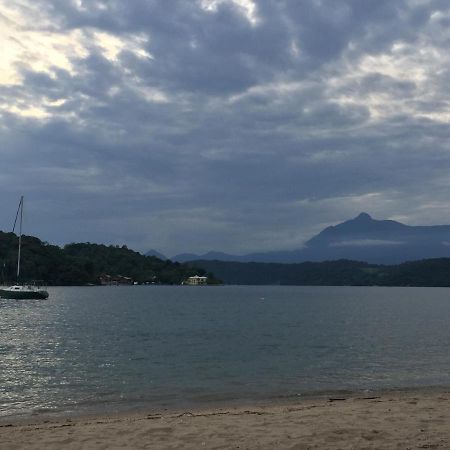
top-left (0, 232), bottom-right (221, 286)
top-left (168, 213), bottom-right (450, 265)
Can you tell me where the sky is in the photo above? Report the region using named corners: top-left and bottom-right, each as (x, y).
top-left (1, 0), bottom-right (450, 257)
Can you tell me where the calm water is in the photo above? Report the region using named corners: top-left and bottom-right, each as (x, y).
top-left (1, 285), bottom-right (450, 418)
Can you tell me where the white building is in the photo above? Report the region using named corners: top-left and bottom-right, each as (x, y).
top-left (184, 275), bottom-right (208, 285)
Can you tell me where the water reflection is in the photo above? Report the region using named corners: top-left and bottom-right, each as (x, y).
top-left (1, 286), bottom-right (450, 418)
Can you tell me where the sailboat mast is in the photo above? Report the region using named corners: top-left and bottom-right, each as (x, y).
top-left (17, 196), bottom-right (23, 281)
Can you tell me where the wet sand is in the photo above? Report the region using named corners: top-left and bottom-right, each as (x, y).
top-left (2, 389), bottom-right (450, 449)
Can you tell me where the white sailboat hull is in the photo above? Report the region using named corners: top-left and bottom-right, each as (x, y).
top-left (0, 285), bottom-right (49, 300)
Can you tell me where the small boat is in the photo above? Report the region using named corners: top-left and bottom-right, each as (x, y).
top-left (0, 196), bottom-right (49, 300)
top-left (0, 284), bottom-right (49, 300)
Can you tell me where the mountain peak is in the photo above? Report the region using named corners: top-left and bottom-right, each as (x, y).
top-left (354, 212), bottom-right (373, 221)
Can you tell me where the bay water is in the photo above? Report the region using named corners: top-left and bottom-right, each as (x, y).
top-left (1, 285), bottom-right (450, 418)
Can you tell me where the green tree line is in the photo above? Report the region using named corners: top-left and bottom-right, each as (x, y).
top-left (0, 231), bottom-right (220, 285)
top-left (188, 258), bottom-right (450, 287)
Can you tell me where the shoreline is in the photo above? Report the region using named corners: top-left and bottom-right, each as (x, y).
top-left (3, 387), bottom-right (450, 449)
top-left (2, 384), bottom-right (449, 425)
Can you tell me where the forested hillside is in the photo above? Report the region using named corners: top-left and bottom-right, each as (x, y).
top-left (187, 258), bottom-right (450, 287)
top-left (0, 232), bottom-right (219, 285)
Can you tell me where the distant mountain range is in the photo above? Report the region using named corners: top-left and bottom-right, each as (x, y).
top-left (150, 213), bottom-right (450, 265)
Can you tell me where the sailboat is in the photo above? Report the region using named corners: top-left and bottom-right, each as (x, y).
top-left (0, 196), bottom-right (49, 300)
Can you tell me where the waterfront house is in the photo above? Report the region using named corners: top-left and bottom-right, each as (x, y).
top-left (183, 275), bottom-right (208, 285)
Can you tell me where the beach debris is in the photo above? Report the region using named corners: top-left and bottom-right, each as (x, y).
top-left (176, 412), bottom-right (194, 417)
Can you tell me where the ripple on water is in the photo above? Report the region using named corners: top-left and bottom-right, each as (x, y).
top-left (2, 285), bottom-right (450, 418)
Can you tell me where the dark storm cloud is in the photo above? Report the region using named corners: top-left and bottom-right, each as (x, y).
top-left (36, 0), bottom-right (292, 95)
top-left (1, 0), bottom-right (450, 254)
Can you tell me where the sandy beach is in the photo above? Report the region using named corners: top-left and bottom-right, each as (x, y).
top-left (2, 389), bottom-right (450, 449)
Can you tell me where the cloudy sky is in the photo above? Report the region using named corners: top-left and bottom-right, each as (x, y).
top-left (1, 0), bottom-right (450, 256)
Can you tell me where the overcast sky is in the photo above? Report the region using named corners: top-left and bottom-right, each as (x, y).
top-left (1, 0), bottom-right (450, 256)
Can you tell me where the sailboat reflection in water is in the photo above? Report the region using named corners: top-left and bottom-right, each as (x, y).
top-left (0, 196), bottom-right (49, 300)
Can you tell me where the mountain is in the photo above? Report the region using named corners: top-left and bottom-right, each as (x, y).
top-left (144, 249), bottom-right (168, 260)
top-left (300, 212), bottom-right (450, 264)
top-left (172, 251), bottom-right (240, 263)
top-left (173, 213), bottom-right (450, 265)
